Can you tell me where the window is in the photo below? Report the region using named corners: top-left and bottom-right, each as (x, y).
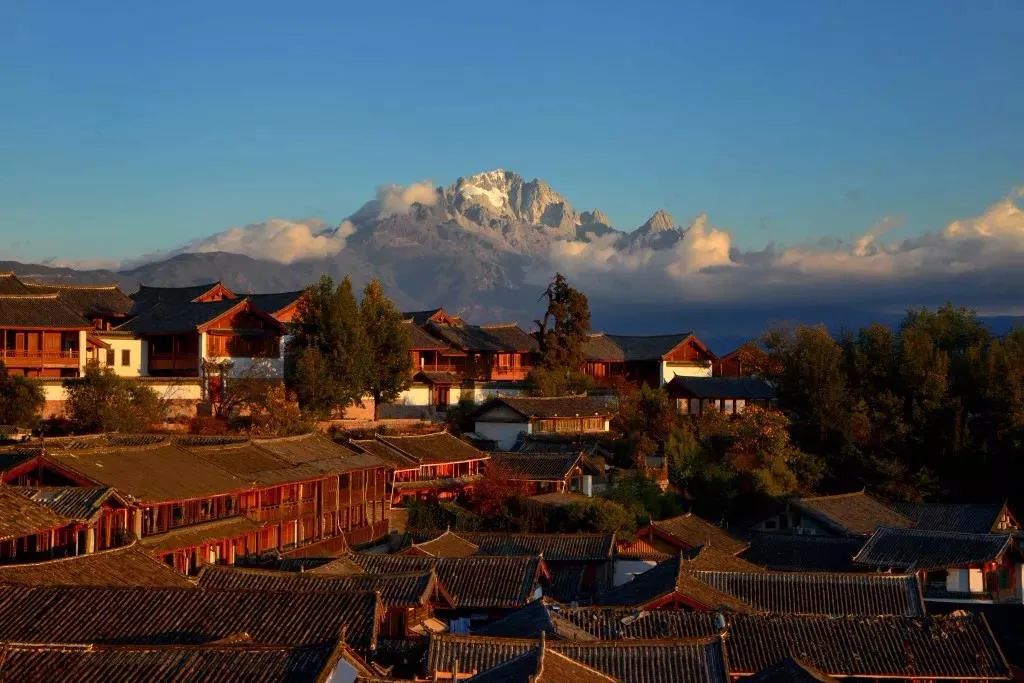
top-left (106, 349), bottom-right (115, 366)
top-left (121, 349), bottom-right (131, 366)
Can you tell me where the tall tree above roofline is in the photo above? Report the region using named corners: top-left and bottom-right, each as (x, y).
top-left (529, 273), bottom-right (593, 396)
top-left (361, 278), bottom-right (412, 420)
top-left (285, 275), bottom-right (370, 417)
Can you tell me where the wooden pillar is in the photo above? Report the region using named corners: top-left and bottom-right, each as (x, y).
top-left (85, 527), bottom-right (96, 554)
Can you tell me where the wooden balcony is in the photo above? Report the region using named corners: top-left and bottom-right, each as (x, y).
top-left (148, 352), bottom-right (199, 373)
top-left (0, 349), bottom-right (79, 367)
top-left (490, 365), bottom-right (530, 381)
top-left (247, 500), bottom-right (317, 523)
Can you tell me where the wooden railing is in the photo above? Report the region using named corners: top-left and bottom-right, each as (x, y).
top-left (1, 349), bottom-right (79, 365)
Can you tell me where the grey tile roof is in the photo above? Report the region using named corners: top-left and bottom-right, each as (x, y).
top-left (482, 396), bottom-right (613, 421)
top-left (425, 321), bottom-right (537, 353)
top-left (852, 526), bottom-right (1015, 571)
top-left (0, 294), bottom-right (90, 328)
top-left (247, 290), bottom-right (305, 316)
top-left (582, 334), bottom-right (625, 362)
top-left (23, 281), bottom-right (133, 318)
top-left (487, 452), bottom-right (582, 481)
top-left (740, 533), bottom-right (866, 572)
top-left (791, 491), bottom-right (915, 537)
top-left (604, 333), bottom-right (694, 361)
top-left (665, 376), bottom-right (776, 400)
top-left (889, 501), bottom-right (1013, 533)
top-left (426, 634), bottom-right (730, 683)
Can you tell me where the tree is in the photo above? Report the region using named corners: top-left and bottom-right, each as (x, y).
top-left (63, 364), bottom-right (166, 433)
top-left (360, 279), bottom-right (412, 419)
top-left (529, 273), bottom-right (593, 396)
top-left (0, 363), bottom-right (44, 427)
top-left (285, 275), bottom-right (370, 416)
top-left (614, 384), bottom-right (679, 467)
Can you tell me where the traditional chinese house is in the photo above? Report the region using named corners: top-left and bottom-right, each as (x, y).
top-left (3, 433), bottom-right (389, 573)
top-left (404, 530), bottom-right (615, 603)
top-left (594, 332), bottom-right (717, 387)
top-left (196, 564), bottom-right (454, 640)
top-left (485, 452), bottom-right (591, 496)
top-left (753, 490), bottom-right (915, 537)
top-left (472, 604), bottom-right (1012, 683)
top-left (349, 431), bottom-right (489, 506)
top-left (473, 396), bottom-right (613, 450)
top-left (638, 512), bottom-right (749, 556)
top-left (854, 526), bottom-right (1024, 603)
top-left (665, 376), bottom-right (777, 416)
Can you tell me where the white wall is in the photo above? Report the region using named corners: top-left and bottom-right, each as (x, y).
top-left (661, 361), bottom-right (712, 386)
top-left (946, 567), bottom-right (985, 594)
top-left (396, 384), bottom-right (433, 406)
top-left (98, 336), bottom-right (145, 377)
top-left (474, 420), bottom-right (529, 449)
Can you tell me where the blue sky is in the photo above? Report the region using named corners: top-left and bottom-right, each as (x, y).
top-left (1, 1), bottom-right (1021, 263)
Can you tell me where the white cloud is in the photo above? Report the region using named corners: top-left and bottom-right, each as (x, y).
top-left (375, 180), bottom-right (439, 218)
top-left (182, 218), bottom-right (354, 264)
top-left (535, 188), bottom-right (1024, 309)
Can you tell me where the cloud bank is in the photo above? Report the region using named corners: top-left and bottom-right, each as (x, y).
top-left (375, 180), bottom-right (439, 218)
top-left (536, 189), bottom-right (1024, 313)
top-left (182, 218), bottom-right (356, 264)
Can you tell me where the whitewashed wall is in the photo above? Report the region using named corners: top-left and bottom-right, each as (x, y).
top-left (661, 361), bottom-right (713, 386)
top-left (474, 420), bottom-right (529, 449)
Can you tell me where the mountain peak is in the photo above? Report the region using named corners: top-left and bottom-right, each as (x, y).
top-left (638, 209), bottom-right (677, 234)
top-left (445, 169), bottom-right (576, 231)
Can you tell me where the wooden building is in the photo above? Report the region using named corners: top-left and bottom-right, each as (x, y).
top-left (473, 396), bottom-right (613, 450)
top-left (350, 431), bottom-right (489, 506)
top-left (485, 452), bottom-right (591, 496)
top-left (665, 376), bottom-right (777, 416)
top-left (2, 433), bottom-right (389, 573)
top-left (0, 273), bottom-right (92, 377)
top-left (854, 526), bottom-right (1024, 603)
top-left (752, 490), bottom-right (915, 537)
top-left (587, 332), bottom-right (717, 387)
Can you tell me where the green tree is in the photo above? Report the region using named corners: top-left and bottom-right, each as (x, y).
top-left (63, 364), bottom-right (165, 433)
top-left (529, 273), bottom-right (593, 396)
top-left (285, 275), bottom-right (370, 416)
top-left (0, 363), bottom-right (44, 427)
top-left (360, 279), bottom-right (412, 420)
top-left (614, 384), bottom-right (679, 467)
top-left (764, 324), bottom-right (850, 453)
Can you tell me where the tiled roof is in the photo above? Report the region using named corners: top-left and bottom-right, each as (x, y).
top-left (130, 282), bottom-right (231, 311)
top-left (403, 308), bottom-right (447, 326)
top-left (0, 273), bottom-right (32, 295)
top-left (404, 320), bottom-right (452, 350)
top-left (582, 334), bottom-right (625, 362)
top-left (406, 530), bottom-right (481, 558)
top-left (889, 501), bottom-right (1012, 533)
top-left (685, 569), bottom-right (924, 617)
top-left (665, 376), bottom-right (776, 400)
top-left (740, 533), bottom-right (866, 572)
top-left (426, 321), bottom-right (538, 353)
top-left (487, 452), bottom-right (581, 481)
top-left (747, 657), bottom-right (839, 683)
top-left (615, 537), bottom-right (671, 562)
top-left (0, 641), bottom-right (353, 683)
top-left (414, 370), bottom-right (463, 385)
top-left (0, 486), bottom-right (70, 541)
top-left (116, 298), bottom-right (245, 335)
top-left (0, 294), bottom-right (90, 328)
top-left (0, 544), bottom-right (194, 588)
top-left (680, 544), bottom-right (765, 572)
top-left (12, 486), bottom-right (120, 522)
top-left (0, 585), bottom-right (381, 651)
top-left (348, 553), bottom-right (545, 609)
top-left (852, 526), bottom-right (1015, 571)
top-left (651, 513), bottom-right (748, 555)
top-left (411, 530), bottom-right (615, 562)
top-left (23, 281), bottom-right (133, 318)
top-left (196, 565), bottom-right (448, 608)
top-left (597, 554), bottom-right (924, 616)
top-left (722, 613), bottom-right (1010, 679)
top-left (45, 440), bottom-right (249, 502)
top-left (791, 491), bottom-right (914, 537)
top-left (482, 396), bottom-right (613, 421)
top-left (466, 639), bottom-right (616, 683)
top-left (247, 290), bottom-right (305, 316)
top-left (181, 433), bottom-right (385, 485)
top-left (603, 333), bottom-right (694, 361)
top-left (139, 516), bottom-right (263, 553)
top-left (426, 634), bottom-right (730, 683)
top-left (368, 431), bottom-right (489, 466)
top-left (596, 553), bottom-right (753, 611)
top-left (480, 606), bottom-right (1012, 681)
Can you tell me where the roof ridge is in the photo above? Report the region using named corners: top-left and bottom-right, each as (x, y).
top-left (873, 525), bottom-right (1013, 539)
top-left (0, 293), bottom-right (60, 299)
top-left (24, 282), bottom-right (122, 291)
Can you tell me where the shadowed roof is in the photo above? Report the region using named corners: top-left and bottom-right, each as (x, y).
top-left (889, 501), bottom-right (1014, 534)
top-left (604, 333), bottom-right (696, 361)
top-left (665, 376), bottom-right (776, 400)
top-left (0, 585), bottom-right (381, 652)
top-left (0, 486), bottom-right (71, 541)
top-left (480, 396), bottom-right (613, 421)
top-left (852, 526), bottom-right (1016, 571)
top-left (487, 452), bottom-right (582, 482)
top-left (23, 281), bottom-right (133, 319)
top-left (361, 431), bottom-right (489, 466)
top-left (791, 491), bottom-right (914, 537)
top-left (0, 543), bottom-right (194, 588)
top-left (651, 513), bottom-right (748, 555)
top-left (0, 294), bottom-right (91, 329)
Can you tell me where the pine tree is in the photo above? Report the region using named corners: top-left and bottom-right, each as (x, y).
top-left (285, 275), bottom-right (370, 416)
top-left (360, 278), bottom-right (412, 419)
top-left (529, 273), bottom-right (593, 396)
